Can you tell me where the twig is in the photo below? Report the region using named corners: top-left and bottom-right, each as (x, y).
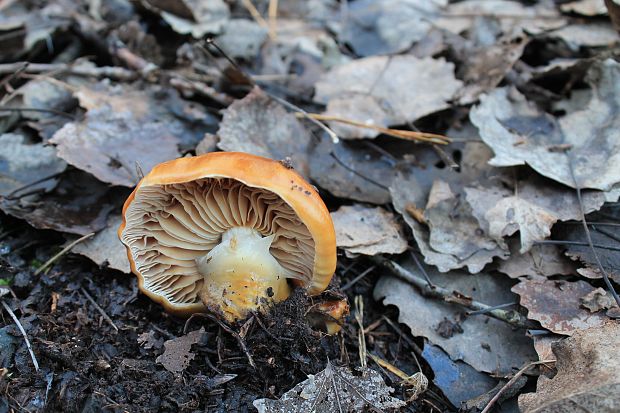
top-left (341, 266), bottom-right (376, 291)
top-left (0, 107), bottom-right (76, 119)
top-left (354, 295), bottom-right (367, 371)
top-left (535, 239), bottom-right (620, 252)
top-left (480, 359), bottom-right (556, 413)
top-left (268, 0), bottom-right (279, 40)
top-left (34, 233), bottom-right (95, 276)
top-left (0, 62), bottom-right (137, 80)
top-left (301, 113), bottom-right (450, 145)
top-left (1, 299), bottom-right (39, 372)
top-left (80, 287), bottom-right (119, 332)
top-left (371, 256), bottom-right (535, 329)
top-left (565, 154), bottom-right (620, 306)
top-left (466, 302), bottom-right (518, 315)
top-left (240, 0), bottom-right (272, 37)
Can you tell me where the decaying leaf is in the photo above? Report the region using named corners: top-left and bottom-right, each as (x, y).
top-left (374, 261), bottom-right (536, 375)
top-left (253, 361), bottom-right (406, 413)
top-left (338, 0), bottom-right (446, 57)
top-left (331, 204), bottom-right (407, 256)
top-left (580, 287), bottom-right (618, 313)
top-left (72, 215), bottom-right (131, 273)
top-left (549, 23), bottom-right (619, 49)
top-left (421, 342), bottom-right (498, 408)
top-left (310, 138), bottom-right (394, 204)
top-left (519, 321), bottom-right (620, 413)
top-left (512, 279), bottom-right (609, 335)
top-left (425, 180), bottom-right (502, 261)
top-left (314, 55), bottom-right (462, 135)
top-left (560, 0), bottom-right (608, 15)
top-left (149, 0), bottom-right (230, 38)
top-left (390, 172), bottom-right (507, 273)
top-left (217, 19), bottom-right (267, 59)
top-left (556, 209), bottom-right (620, 284)
top-left (0, 133), bottom-right (67, 196)
top-left (217, 87), bottom-right (312, 177)
top-left (465, 176), bottom-right (605, 253)
top-left (496, 238), bottom-right (575, 279)
top-left (0, 170), bottom-right (121, 235)
top-left (470, 59), bottom-right (620, 191)
top-left (156, 328), bottom-right (206, 373)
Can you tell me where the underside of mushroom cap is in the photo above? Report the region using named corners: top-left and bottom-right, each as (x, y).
top-left (119, 152), bottom-right (337, 316)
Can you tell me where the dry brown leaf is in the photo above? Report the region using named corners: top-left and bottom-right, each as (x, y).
top-left (580, 287), bottom-right (618, 312)
top-left (156, 328), bottom-right (205, 373)
top-left (374, 262), bottom-right (536, 375)
top-left (217, 87), bottom-right (312, 177)
top-left (72, 215), bottom-right (131, 273)
top-left (519, 321), bottom-right (620, 413)
top-left (314, 55), bottom-right (462, 135)
top-left (331, 204), bottom-right (407, 256)
top-left (470, 59), bottom-right (620, 191)
top-left (497, 238), bottom-right (575, 279)
top-left (512, 279), bottom-right (609, 335)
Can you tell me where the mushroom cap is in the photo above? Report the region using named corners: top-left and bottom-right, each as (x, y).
top-left (119, 152), bottom-right (337, 315)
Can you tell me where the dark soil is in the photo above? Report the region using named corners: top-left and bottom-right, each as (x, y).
top-left (0, 213), bottom-right (447, 412)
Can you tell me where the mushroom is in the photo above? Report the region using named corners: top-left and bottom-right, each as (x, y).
top-left (118, 152), bottom-right (337, 322)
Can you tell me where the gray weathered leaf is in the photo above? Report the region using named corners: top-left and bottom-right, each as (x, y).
top-left (72, 215), bottom-right (131, 273)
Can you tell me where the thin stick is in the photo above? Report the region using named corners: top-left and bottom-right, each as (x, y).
top-left (268, 0), bottom-right (278, 40)
top-left (34, 233), bottom-right (95, 276)
top-left (1, 299), bottom-right (39, 371)
top-left (302, 113), bottom-right (450, 145)
top-left (341, 266), bottom-right (376, 291)
top-left (80, 287), bottom-right (119, 332)
top-left (480, 359), bottom-right (556, 413)
top-left (534, 239), bottom-right (620, 252)
top-left (371, 256), bottom-right (534, 329)
top-left (0, 62), bottom-right (136, 80)
top-left (240, 0), bottom-right (272, 37)
top-left (195, 313), bottom-right (256, 370)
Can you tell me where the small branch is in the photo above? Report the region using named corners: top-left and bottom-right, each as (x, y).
top-left (34, 233), bottom-right (95, 276)
top-left (0, 62), bottom-right (137, 80)
top-left (1, 299), bottom-right (39, 372)
top-left (80, 287), bottom-right (119, 332)
top-left (371, 256), bottom-right (535, 329)
top-left (480, 359), bottom-right (556, 413)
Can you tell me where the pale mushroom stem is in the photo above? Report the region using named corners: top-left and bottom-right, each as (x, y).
top-left (196, 227), bottom-right (291, 321)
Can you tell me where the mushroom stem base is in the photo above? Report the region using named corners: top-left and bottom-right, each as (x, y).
top-left (196, 227), bottom-right (290, 321)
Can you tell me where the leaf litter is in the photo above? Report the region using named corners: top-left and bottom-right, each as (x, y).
top-left (2, 0), bottom-right (620, 411)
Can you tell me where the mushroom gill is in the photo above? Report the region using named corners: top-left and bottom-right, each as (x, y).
top-left (120, 177), bottom-right (316, 318)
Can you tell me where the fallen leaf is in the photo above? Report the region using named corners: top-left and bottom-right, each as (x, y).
top-left (512, 279), bottom-right (609, 335)
top-left (0, 133), bottom-right (67, 196)
top-left (421, 341), bottom-right (498, 408)
top-left (465, 176), bottom-right (605, 253)
top-left (0, 170), bottom-right (121, 235)
top-left (156, 328), bottom-right (205, 373)
top-left (150, 0), bottom-right (230, 38)
top-left (470, 59), bottom-right (620, 191)
top-left (137, 330), bottom-right (164, 351)
top-left (519, 321), bottom-right (620, 413)
top-left (560, 0), bottom-right (608, 15)
top-left (314, 55), bottom-right (462, 134)
top-left (391, 172), bottom-right (507, 273)
top-left (338, 0), bottom-right (446, 57)
top-left (374, 261), bottom-right (536, 374)
top-left (425, 180), bottom-right (501, 261)
top-left (217, 19), bottom-right (267, 59)
top-left (331, 204), bottom-right (407, 256)
top-left (309, 138), bottom-right (394, 204)
top-left (253, 361), bottom-right (405, 413)
top-left (496, 238), bottom-right (575, 279)
top-left (217, 87), bottom-right (312, 177)
top-left (72, 215), bottom-right (131, 273)
top-left (549, 23), bottom-right (619, 48)
top-left (580, 287), bottom-right (618, 312)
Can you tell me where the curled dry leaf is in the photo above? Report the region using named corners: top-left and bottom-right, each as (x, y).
top-left (580, 287), bottom-right (618, 313)
top-left (465, 176), bottom-right (605, 253)
top-left (217, 87), bottom-right (312, 177)
top-left (331, 204), bottom-right (407, 256)
top-left (0, 133), bottom-right (66, 196)
top-left (310, 138), bottom-right (394, 204)
top-left (253, 362), bottom-right (405, 413)
top-left (314, 55), bottom-right (462, 139)
top-left (391, 172), bottom-right (507, 273)
top-left (338, 0), bottom-right (446, 57)
top-left (519, 321), bottom-right (620, 413)
top-left (374, 261), bottom-right (536, 375)
top-left (470, 59), bottom-right (620, 191)
top-left (156, 328), bottom-right (206, 373)
top-left (71, 215), bottom-right (131, 273)
top-left (497, 238), bottom-right (575, 279)
top-left (0, 170), bottom-right (120, 235)
top-left (512, 279), bottom-right (609, 335)
top-left (149, 0), bottom-right (230, 38)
